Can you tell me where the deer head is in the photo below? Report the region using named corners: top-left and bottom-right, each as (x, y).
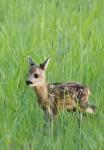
top-left (26, 57), bottom-right (50, 87)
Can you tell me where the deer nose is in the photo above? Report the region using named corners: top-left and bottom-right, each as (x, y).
top-left (26, 80), bottom-right (33, 85)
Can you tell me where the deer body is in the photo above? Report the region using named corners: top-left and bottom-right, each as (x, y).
top-left (26, 57), bottom-right (96, 121)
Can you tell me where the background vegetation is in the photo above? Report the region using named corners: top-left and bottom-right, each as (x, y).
top-left (0, 0), bottom-right (104, 149)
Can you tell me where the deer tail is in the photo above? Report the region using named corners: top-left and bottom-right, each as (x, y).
top-left (85, 104), bottom-right (96, 114)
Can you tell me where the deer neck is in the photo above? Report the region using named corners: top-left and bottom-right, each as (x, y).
top-left (34, 82), bottom-right (49, 103)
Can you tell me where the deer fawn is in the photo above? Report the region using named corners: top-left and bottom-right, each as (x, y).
top-left (26, 57), bottom-right (96, 121)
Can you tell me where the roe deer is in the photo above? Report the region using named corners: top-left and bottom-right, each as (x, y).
top-left (26, 57), bottom-right (96, 121)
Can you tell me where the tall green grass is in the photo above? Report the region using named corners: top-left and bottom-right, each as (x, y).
top-left (0, 0), bottom-right (104, 149)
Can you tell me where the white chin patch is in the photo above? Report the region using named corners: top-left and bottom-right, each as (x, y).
top-left (29, 83), bottom-right (37, 87)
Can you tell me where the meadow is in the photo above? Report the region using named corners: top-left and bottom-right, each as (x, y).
top-left (0, 0), bottom-right (104, 149)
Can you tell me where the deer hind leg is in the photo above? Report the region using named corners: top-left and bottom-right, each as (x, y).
top-left (77, 88), bottom-right (89, 111)
top-left (79, 93), bottom-right (96, 114)
top-left (79, 95), bottom-right (89, 112)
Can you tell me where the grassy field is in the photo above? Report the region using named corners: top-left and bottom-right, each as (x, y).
top-left (0, 0), bottom-right (104, 149)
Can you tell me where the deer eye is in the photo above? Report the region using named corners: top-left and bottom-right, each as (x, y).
top-left (34, 74), bottom-right (39, 78)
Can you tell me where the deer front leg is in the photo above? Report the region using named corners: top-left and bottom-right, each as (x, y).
top-left (43, 95), bottom-right (58, 122)
top-left (44, 106), bottom-right (57, 122)
top-left (44, 109), bottom-right (52, 122)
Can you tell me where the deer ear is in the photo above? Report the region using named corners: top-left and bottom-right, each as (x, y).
top-left (40, 57), bottom-right (50, 70)
top-left (28, 56), bottom-right (36, 66)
